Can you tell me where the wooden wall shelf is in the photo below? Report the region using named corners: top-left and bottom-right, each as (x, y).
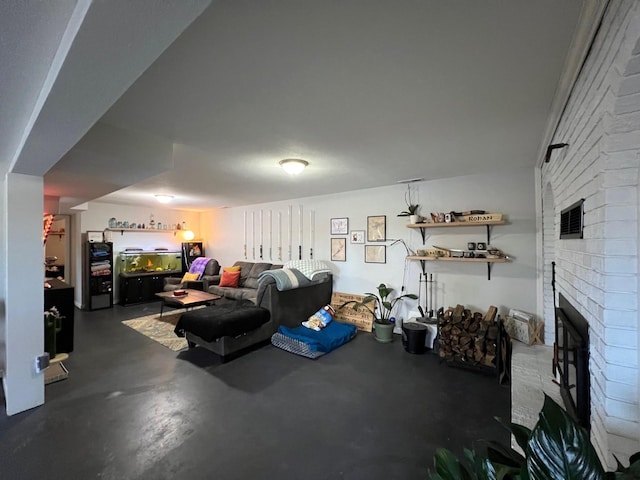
top-left (104, 228), bottom-right (180, 236)
top-left (406, 215), bottom-right (507, 280)
top-left (406, 255), bottom-right (507, 263)
top-left (407, 219), bottom-right (505, 244)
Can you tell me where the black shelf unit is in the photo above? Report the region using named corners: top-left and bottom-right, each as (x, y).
top-left (85, 241), bottom-right (113, 310)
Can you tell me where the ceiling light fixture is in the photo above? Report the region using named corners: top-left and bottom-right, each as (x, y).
top-left (155, 194), bottom-right (174, 203)
top-left (279, 158), bottom-right (309, 175)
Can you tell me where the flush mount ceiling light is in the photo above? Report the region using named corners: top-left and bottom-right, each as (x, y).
top-left (155, 194), bottom-right (174, 203)
top-left (279, 158), bottom-right (309, 175)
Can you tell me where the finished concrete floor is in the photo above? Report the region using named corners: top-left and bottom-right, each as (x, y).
top-left (0, 303), bottom-right (510, 479)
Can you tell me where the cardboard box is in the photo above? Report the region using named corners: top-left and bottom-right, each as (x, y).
top-left (331, 292), bottom-right (375, 332)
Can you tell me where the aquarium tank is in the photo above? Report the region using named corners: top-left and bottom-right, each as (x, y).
top-left (118, 250), bottom-right (182, 274)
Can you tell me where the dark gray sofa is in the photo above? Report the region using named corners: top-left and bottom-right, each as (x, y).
top-left (180, 263), bottom-right (333, 359)
top-left (205, 261), bottom-right (282, 302)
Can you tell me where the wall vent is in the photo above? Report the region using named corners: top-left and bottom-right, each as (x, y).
top-left (560, 199), bottom-right (584, 239)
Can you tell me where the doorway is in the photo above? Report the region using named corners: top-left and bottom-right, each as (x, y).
top-left (44, 214), bottom-right (71, 282)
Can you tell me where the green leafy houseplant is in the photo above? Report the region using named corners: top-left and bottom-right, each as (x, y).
top-left (398, 203), bottom-right (420, 217)
top-left (429, 394), bottom-right (640, 480)
top-left (44, 306), bottom-right (64, 358)
top-left (398, 185), bottom-right (421, 217)
top-left (341, 283), bottom-right (417, 325)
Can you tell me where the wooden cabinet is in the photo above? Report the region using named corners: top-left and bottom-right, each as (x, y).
top-left (406, 217), bottom-right (507, 280)
top-left (119, 271), bottom-right (179, 306)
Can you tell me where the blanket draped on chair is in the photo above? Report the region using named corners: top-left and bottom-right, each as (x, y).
top-left (189, 257), bottom-right (212, 279)
top-left (258, 268), bottom-right (310, 291)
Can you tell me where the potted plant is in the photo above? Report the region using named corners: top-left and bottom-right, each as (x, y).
top-left (341, 283), bottom-right (417, 343)
top-left (428, 394), bottom-right (640, 479)
top-left (398, 204), bottom-right (421, 224)
top-left (398, 185), bottom-right (422, 223)
top-left (44, 306), bottom-right (64, 359)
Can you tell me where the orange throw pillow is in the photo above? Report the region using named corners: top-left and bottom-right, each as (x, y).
top-left (223, 266), bottom-right (241, 273)
top-left (219, 270), bottom-right (240, 288)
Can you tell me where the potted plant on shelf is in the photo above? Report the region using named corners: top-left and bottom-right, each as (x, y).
top-left (398, 203), bottom-right (421, 224)
top-left (398, 184), bottom-right (422, 223)
top-left (341, 283), bottom-right (417, 343)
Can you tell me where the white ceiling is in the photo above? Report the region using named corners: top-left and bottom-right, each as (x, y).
top-left (6, 1), bottom-right (590, 212)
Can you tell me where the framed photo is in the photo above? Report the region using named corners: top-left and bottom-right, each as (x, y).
top-left (331, 238), bottom-right (346, 262)
top-left (350, 230), bottom-right (365, 244)
top-left (367, 215), bottom-right (386, 242)
top-left (365, 245), bottom-right (386, 263)
top-left (330, 217), bottom-right (349, 235)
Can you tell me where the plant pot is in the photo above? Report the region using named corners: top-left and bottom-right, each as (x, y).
top-left (373, 321), bottom-right (394, 343)
top-left (409, 214), bottom-right (421, 224)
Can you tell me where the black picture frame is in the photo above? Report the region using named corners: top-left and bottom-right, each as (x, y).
top-left (367, 215), bottom-right (386, 242)
top-left (331, 238), bottom-right (346, 261)
top-left (330, 217), bottom-right (349, 235)
top-left (365, 245), bottom-right (386, 263)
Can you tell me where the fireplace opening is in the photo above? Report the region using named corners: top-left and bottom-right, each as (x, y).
top-left (554, 292), bottom-right (590, 430)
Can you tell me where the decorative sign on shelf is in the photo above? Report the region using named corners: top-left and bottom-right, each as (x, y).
top-left (456, 213), bottom-right (503, 222)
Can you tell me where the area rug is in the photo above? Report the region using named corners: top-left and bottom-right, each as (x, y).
top-left (122, 307), bottom-right (204, 351)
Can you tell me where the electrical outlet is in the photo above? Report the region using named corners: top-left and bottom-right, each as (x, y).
top-left (35, 353), bottom-right (50, 373)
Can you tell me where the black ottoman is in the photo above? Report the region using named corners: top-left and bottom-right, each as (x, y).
top-left (175, 304), bottom-right (272, 360)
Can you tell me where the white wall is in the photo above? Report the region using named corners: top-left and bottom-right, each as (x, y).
top-left (76, 201), bottom-right (202, 306)
top-left (541, 0), bottom-right (640, 466)
top-left (205, 167), bottom-right (537, 322)
top-left (2, 173), bottom-right (45, 415)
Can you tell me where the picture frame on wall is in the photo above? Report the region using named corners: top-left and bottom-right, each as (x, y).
top-left (365, 245), bottom-right (386, 263)
top-left (367, 215), bottom-right (386, 242)
top-left (330, 217), bottom-right (349, 235)
top-left (331, 238), bottom-right (347, 262)
top-left (350, 230), bottom-right (365, 244)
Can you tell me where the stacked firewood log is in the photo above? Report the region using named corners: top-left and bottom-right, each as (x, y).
top-left (438, 305), bottom-right (499, 367)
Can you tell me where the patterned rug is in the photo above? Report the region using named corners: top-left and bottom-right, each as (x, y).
top-left (121, 308), bottom-right (203, 351)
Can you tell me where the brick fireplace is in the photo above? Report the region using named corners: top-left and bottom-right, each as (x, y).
top-left (554, 292), bottom-right (590, 431)
top-left (537, 0), bottom-right (640, 467)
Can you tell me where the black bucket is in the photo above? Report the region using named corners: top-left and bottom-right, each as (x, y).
top-left (401, 322), bottom-right (428, 354)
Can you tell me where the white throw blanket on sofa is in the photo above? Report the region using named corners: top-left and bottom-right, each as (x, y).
top-left (283, 260), bottom-right (332, 280)
top-left (258, 268), bottom-right (310, 291)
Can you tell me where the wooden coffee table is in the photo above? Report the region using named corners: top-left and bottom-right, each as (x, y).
top-left (155, 289), bottom-right (221, 317)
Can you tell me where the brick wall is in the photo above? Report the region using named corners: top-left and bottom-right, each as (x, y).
top-left (541, 0), bottom-right (640, 466)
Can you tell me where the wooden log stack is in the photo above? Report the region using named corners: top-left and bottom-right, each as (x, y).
top-left (438, 304), bottom-right (498, 368)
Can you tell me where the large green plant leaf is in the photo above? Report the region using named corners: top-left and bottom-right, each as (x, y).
top-left (430, 448), bottom-right (471, 480)
top-left (526, 395), bottom-right (605, 479)
top-left (484, 440), bottom-right (525, 468)
top-left (494, 416), bottom-right (532, 453)
top-left (464, 448), bottom-right (498, 480)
